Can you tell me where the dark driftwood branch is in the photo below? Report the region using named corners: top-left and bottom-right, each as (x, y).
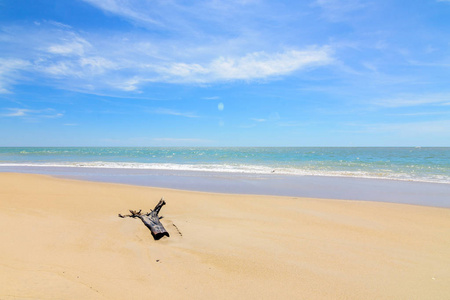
top-left (119, 198), bottom-right (170, 240)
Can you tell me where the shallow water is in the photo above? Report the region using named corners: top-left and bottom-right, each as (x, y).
top-left (1, 147), bottom-right (449, 184)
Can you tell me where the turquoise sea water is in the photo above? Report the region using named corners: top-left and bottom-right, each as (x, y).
top-left (0, 147), bottom-right (449, 184)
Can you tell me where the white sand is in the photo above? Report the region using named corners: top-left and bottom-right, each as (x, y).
top-left (1, 173), bottom-right (449, 299)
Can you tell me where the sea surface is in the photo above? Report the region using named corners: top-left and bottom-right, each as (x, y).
top-left (1, 147), bottom-right (449, 184)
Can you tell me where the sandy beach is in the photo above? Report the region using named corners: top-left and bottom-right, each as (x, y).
top-left (1, 173), bottom-right (449, 299)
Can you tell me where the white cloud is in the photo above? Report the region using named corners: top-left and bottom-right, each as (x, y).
top-left (47, 36), bottom-right (90, 56)
top-left (39, 59), bottom-right (114, 78)
top-left (0, 7), bottom-right (333, 93)
top-left (41, 61), bottom-right (79, 77)
top-left (210, 49), bottom-right (332, 80)
top-left (1, 108), bottom-right (29, 117)
top-left (38, 45), bottom-right (332, 90)
top-left (0, 58), bottom-right (30, 93)
top-left (156, 47), bottom-right (333, 83)
top-left (1, 108), bottom-right (64, 119)
top-left (35, 32), bottom-right (116, 79)
top-left (80, 57), bottom-right (117, 74)
top-left (166, 63), bottom-right (209, 77)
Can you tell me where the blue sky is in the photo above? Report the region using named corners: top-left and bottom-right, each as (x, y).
top-left (1, 0), bottom-right (449, 146)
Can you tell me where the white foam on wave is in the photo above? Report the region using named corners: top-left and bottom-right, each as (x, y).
top-left (0, 161), bottom-right (275, 174)
top-left (1, 161), bottom-right (449, 184)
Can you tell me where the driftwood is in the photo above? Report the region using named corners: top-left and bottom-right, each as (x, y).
top-left (119, 198), bottom-right (170, 240)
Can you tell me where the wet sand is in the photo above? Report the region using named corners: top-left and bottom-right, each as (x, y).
top-left (1, 165), bottom-right (449, 207)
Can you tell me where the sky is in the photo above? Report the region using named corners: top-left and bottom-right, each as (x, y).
top-left (1, 0), bottom-right (450, 147)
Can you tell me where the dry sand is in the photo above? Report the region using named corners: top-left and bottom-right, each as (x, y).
top-left (1, 173), bottom-right (449, 299)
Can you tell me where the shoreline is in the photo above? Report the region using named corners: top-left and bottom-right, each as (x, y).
top-left (1, 166), bottom-right (449, 207)
top-left (1, 173), bottom-right (449, 299)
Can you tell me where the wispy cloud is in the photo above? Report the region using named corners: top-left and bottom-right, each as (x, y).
top-left (155, 47), bottom-right (333, 83)
top-left (1, 108), bottom-right (64, 119)
top-left (315, 0), bottom-right (368, 22)
top-left (0, 58), bottom-right (30, 93)
top-left (0, 20), bottom-right (333, 93)
top-left (81, 0), bottom-right (163, 27)
top-left (151, 108), bottom-right (198, 118)
top-left (251, 118), bottom-right (266, 122)
top-left (375, 93), bottom-right (450, 108)
top-left (1, 108), bottom-right (29, 117)
top-left (208, 48), bottom-right (331, 80)
top-left (47, 36), bottom-right (90, 56)
top-left (368, 120), bottom-right (450, 136)
top-left (386, 111), bottom-right (450, 117)
top-left (36, 32), bottom-right (117, 78)
top-left (314, 0), bottom-right (367, 22)
top-left (81, 0), bottom-right (263, 34)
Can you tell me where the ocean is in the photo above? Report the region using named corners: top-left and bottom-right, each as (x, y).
top-left (1, 147), bottom-right (449, 184)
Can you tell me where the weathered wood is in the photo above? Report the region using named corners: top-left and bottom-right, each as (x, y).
top-left (119, 198), bottom-right (170, 240)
